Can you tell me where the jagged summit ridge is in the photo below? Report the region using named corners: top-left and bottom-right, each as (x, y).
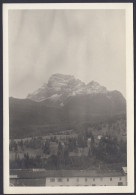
top-left (27, 73), bottom-right (108, 102)
top-left (47, 73), bottom-right (75, 89)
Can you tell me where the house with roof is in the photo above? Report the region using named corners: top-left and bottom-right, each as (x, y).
top-left (45, 169), bottom-right (127, 186)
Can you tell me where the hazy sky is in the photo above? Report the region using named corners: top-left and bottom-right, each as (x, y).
top-left (8, 9), bottom-right (126, 98)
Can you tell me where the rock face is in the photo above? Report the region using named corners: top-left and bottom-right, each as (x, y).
top-left (27, 73), bottom-right (108, 103)
top-left (85, 81), bottom-right (107, 94)
top-left (47, 73), bottom-right (76, 90)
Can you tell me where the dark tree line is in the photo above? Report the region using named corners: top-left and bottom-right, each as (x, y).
top-left (94, 136), bottom-right (126, 163)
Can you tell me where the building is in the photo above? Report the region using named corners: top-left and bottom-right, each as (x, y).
top-left (10, 168), bottom-right (127, 186)
top-left (45, 169), bottom-right (127, 186)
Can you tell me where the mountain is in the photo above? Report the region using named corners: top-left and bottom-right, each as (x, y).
top-left (27, 73), bottom-right (108, 104)
top-left (9, 74), bottom-right (126, 138)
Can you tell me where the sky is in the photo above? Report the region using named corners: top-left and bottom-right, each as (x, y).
top-left (8, 9), bottom-right (126, 98)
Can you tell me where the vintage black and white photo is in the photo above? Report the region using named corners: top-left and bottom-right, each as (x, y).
top-left (3, 3), bottom-right (134, 194)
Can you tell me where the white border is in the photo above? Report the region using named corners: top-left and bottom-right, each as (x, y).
top-left (3, 3), bottom-right (134, 194)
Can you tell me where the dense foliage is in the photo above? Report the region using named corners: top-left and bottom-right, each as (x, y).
top-left (10, 125), bottom-right (126, 170)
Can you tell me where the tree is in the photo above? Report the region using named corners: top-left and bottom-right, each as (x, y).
top-left (57, 142), bottom-right (63, 156)
top-left (19, 139), bottom-right (24, 151)
top-left (43, 140), bottom-right (50, 154)
top-left (23, 152), bottom-right (30, 168)
top-left (14, 142), bottom-right (18, 152)
top-left (88, 147), bottom-right (92, 157)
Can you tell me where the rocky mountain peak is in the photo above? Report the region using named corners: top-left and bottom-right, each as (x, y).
top-left (27, 74), bottom-right (109, 102)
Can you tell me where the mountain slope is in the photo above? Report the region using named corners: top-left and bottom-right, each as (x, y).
top-left (9, 95), bottom-right (126, 138)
